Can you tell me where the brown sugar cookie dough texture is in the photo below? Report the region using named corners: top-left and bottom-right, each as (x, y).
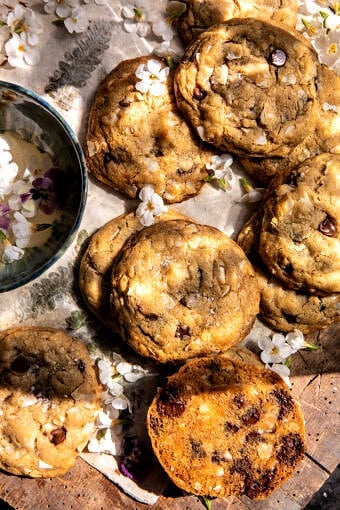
top-left (110, 219), bottom-right (260, 363)
top-left (174, 18), bottom-right (320, 157)
top-left (259, 153), bottom-right (340, 294)
top-left (174, 0), bottom-right (298, 46)
top-left (0, 326), bottom-right (101, 478)
top-left (79, 209), bottom-right (191, 330)
top-left (147, 355), bottom-right (306, 499)
top-left (84, 55), bottom-right (214, 203)
top-left (237, 211), bottom-right (340, 333)
top-left (238, 64), bottom-right (340, 185)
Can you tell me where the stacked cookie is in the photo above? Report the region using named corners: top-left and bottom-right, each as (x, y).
top-left (237, 153), bottom-right (340, 333)
top-left (0, 327), bottom-right (101, 478)
top-left (80, 212), bottom-right (260, 363)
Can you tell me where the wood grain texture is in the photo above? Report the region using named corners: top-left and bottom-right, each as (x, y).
top-left (0, 324), bottom-right (338, 510)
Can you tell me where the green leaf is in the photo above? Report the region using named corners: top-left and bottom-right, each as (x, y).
top-left (199, 496), bottom-right (214, 510)
top-left (303, 342), bottom-right (319, 351)
top-left (133, 7), bottom-right (143, 19)
top-left (284, 356), bottom-right (292, 369)
top-left (96, 429), bottom-right (106, 440)
top-left (239, 177), bottom-right (253, 193)
top-left (0, 230), bottom-right (8, 241)
top-left (65, 310), bottom-right (87, 330)
top-left (0, 21), bottom-right (7, 27)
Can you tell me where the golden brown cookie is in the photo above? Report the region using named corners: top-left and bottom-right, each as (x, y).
top-left (147, 355), bottom-right (306, 499)
top-left (259, 153), bottom-right (340, 294)
top-left (237, 211), bottom-right (340, 333)
top-left (84, 56), bottom-right (214, 203)
top-left (174, 0), bottom-right (298, 46)
top-left (110, 219), bottom-right (259, 363)
top-left (174, 18), bottom-right (320, 157)
top-left (79, 209), bottom-right (191, 330)
top-left (0, 326), bottom-right (101, 478)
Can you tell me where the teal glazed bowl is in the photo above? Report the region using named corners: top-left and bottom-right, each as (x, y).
top-left (0, 81), bottom-right (87, 292)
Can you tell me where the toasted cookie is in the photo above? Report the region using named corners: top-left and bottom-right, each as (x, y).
top-left (84, 56), bottom-right (214, 203)
top-left (0, 327), bottom-right (101, 478)
top-left (147, 355), bottom-right (306, 499)
top-left (110, 219), bottom-right (259, 363)
top-left (174, 18), bottom-right (320, 157)
top-left (259, 153), bottom-right (340, 293)
top-left (175, 0), bottom-right (298, 46)
top-left (237, 211), bottom-right (340, 333)
top-left (238, 64), bottom-right (340, 185)
top-left (79, 209), bottom-right (190, 330)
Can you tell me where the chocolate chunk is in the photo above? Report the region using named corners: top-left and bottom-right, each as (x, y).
top-left (175, 324), bottom-right (191, 339)
top-left (10, 355), bottom-right (31, 373)
top-left (276, 433), bottom-right (305, 466)
top-left (242, 406), bottom-right (260, 425)
top-left (50, 427), bottom-right (67, 445)
top-left (157, 386), bottom-right (186, 418)
top-left (104, 147), bottom-right (131, 165)
top-left (77, 359), bottom-right (86, 372)
top-left (318, 216), bottom-right (337, 237)
top-left (190, 438), bottom-right (207, 459)
top-left (119, 100), bottom-right (130, 107)
top-left (245, 469), bottom-right (277, 499)
top-left (193, 86), bottom-right (207, 100)
top-left (245, 431), bottom-right (262, 443)
top-left (271, 389), bottom-right (294, 419)
top-left (224, 421), bottom-right (240, 433)
top-left (233, 393), bottom-right (245, 408)
top-left (269, 49), bottom-right (287, 67)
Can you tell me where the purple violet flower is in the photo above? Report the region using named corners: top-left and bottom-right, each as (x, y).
top-left (0, 203), bottom-right (11, 230)
top-left (118, 435), bottom-right (148, 482)
top-left (21, 167), bottom-right (67, 215)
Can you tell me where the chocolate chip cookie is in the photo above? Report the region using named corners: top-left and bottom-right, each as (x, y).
top-left (237, 211), bottom-right (340, 333)
top-left (147, 355), bottom-right (306, 499)
top-left (0, 327), bottom-right (101, 478)
top-left (175, 0), bottom-right (298, 46)
top-left (84, 56), bottom-right (214, 203)
top-left (174, 18), bottom-right (320, 157)
top-left (259, 153), bottom-right (340, 293)
top-left (79, 209), bottom-right (190, 330)
top-left (110, 219), bottom-right (259, 363)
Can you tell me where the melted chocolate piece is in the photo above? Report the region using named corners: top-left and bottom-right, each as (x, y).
top-left (276, 433), bottom-right (304, 466)
top-left (77, 359), bottom-right (86, 372)
top-left (242, 406), bottom-right (260, 425)
top-left (10, 355), bottom-right (31, 373)
top-left (269, 49), bottom-right (287, 67)
top-left (193, 86), bottom-right (207, 100)
top-left (272, 389), bottom-right (294, 420)
top-left (175, 324), bottom-right (191, 339)
top-left (157, 385), bottom-right (186, 418)
top-left (318, 216), bottom-right (337, 237)
top-left (50, 427), bottom-right (67, 445)
top-left (233, 393), bottom-right (245, 408)
top-left (224, 421), bottom-right (240, 433)
top-left (190, 438), bottom-right (207, 459)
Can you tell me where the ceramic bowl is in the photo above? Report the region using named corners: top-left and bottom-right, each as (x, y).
top-left (0, 81), bottom-right (87, 293)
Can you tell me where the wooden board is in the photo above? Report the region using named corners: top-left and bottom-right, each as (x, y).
top-left (0, 324), bottom-right (339, 510)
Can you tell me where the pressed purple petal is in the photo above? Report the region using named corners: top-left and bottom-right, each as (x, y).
top-left (32, 176), bottom-right (54, 191)
top-left (0, 204), bottom-right (11, 230)
top-left (20, 191), bottom-right (33, 203)
top-left (39, 193), bottom-right (59, 215)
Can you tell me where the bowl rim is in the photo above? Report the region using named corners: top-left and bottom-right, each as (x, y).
top-left (0, 80), bottom-right (88, 293)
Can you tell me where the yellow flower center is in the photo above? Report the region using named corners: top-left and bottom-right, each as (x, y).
top-left (328, 43), bottom-right (337, 54)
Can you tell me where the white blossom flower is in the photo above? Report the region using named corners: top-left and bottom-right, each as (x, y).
top-left (5, 32), bottom-right (40, 67)
top-left (285, 330), bottom-right (305, 353)
top-left (7, 5), bottom-right (42, 46)
top-left (239, 187), bottom-right (266, 203)
top-left (87, 427), bottom-right (123, 456)
top-left (43, 0), bottom-right (78, 18)
top-left (267, 363), bottom-right (292, 388)
top-left (8, 180), bottom-right (37, 219)
top-left (258, 333), bottom-right (294, 364)
top-left (0, 145), bottom-right (18, 196)
top-left (116, 361), bottom-right (148, 382)
top-left (11, 211), bottom-right (32, 248)
top-left (153, 40), bottom-right (183, 63)
top-left (205, 153), bottom-right (234, 190)
top-left (135, 58), bottom-right (170, 96)
top-left (121, 3), bottom-right (151, 37)
top-left (136, 185), bottom-right (167, 226)
top-left (64, 6), bottom-right (89, 34)
top-left (1, 242), bottom-right (25, 264)
top-left (313, 29), bottom-right (339, 72)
